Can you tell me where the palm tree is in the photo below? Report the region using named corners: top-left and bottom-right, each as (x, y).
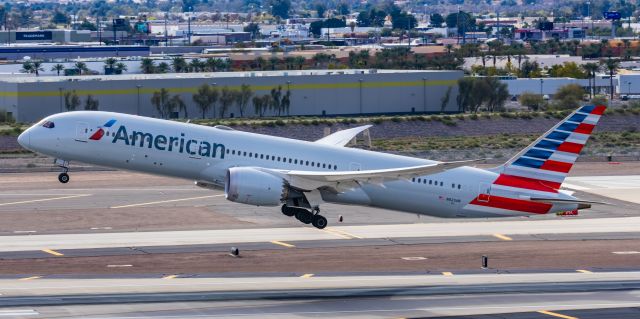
top-left (140, 58), bottom-right (156, 74)
top-left (254, 56), bottom-right (266, 70)
top-left (189, 58), bottom-right (204, 72)
top-left (156, 62), bottom-right (170, 73)
top-left (252, 95), bottom-right (264, 117)
top-left (31, 61), bottom-right (44, 76)
top-left (284, 56), bottom-right (295, 70)
top-left (171, 57), bottom-right (188, 73)
top-left (602, 57), bottom-right (620, 100)
top-left (582, 62), bottom-right (600, 99)
top-left (20, 61), bottom-right (34, 74)
top-left (51, 63), bottom-right (65, 76)
top-left (104, 57), bottom-right (117, 72)
top-left (115, 62), bottom-right (128, 74)
top-left (268, 56), bottom-right (280, 70)
top-left (74, 61), bottom-right (89, 75)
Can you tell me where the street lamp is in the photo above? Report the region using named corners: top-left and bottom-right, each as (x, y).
top-left (539, 78), bottom-right (544, 96)
top-left (136, 85), bottom-right (142, 115)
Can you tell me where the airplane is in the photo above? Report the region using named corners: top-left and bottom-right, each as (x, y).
top-left (17, 105), bottom-right (606, 229)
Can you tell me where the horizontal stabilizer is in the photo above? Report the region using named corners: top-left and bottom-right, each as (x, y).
top-left (529, 197), bottom-right (612, 206)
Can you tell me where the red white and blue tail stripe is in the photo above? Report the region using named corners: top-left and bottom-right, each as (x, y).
top-left (466, 105), bottom-right (605, 216)
top-left (498, 105), bottom-right (606, 193)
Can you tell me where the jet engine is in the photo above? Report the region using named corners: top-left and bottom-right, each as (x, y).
top-left (225, 167), bottom-right (288, 206)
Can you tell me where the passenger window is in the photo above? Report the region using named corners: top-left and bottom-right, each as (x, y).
top-left (322, 164), bottom-right (326, 168)
top-left (412, 178), bottom-right (415, 182)
top-left (440, 181), bottom-right (443, 186)
top-left (277, 156), bottom-right (281, 161)
top-left (249, 152), bottom-right (252, 157)
top-left (243, 152), bottom-right (247, 156)
top-left (429, 180), bottom-right (432, 185)
top-left (417, 178), bottom-right (421, 183)
top-left (260, 154), bottom-right (264, 159)
top-left (226, 149), bottom-right (230, 154)
top-left (458, 184), bottom-right (461, 189)
top-left (294, 159), bottom-right (298, 164)
top-left (289, 159), bottom-right (292, 163)
top-left (232, 150), bottom-right (236, 155)
top-left (306, 161), bottom-right (309, 166)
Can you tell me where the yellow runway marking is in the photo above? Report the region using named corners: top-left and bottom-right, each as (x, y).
top-left (493, 234), bottom-right (513, 241)
top-left (110, 195), bottom-right (222, 209)
top-left (0, 194), bottom-right (91, 207)
top-left (162, 275), bottom-right (178, 279)
top-left (537, 310), bottom-right (579, 319)
top-left (18, 276), bottom-right (41, 281)
top-left (442, 272), bottom-right (453, 276)
top-left (300, 274), bottom-right (314, 278)
top-left (271, 241), bottom-right (295, 248)
top-left (323, 227), bottom-right (363, 239)
top-left (42, 249), bottom-right (64, 256)
top-left (576, 269), bottom-right (593, 274)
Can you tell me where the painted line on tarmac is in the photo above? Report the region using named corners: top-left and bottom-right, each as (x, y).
top-left (0, 310), bottom-right (39, 317)
top-left (493, 233), bottom-right (513, 241)
top-left (162, 275), bottom-right (179, 280)
top-left (323, 227), bottom-right (362, 239)
top-left (442, 272), bottom-right (453, 276)
top-left (576, 269), bottom-right (593, 274)
top-left (0, 194), bottom-right (91, 207)
top-left (18, 276), bottom-right (41, 281)
top-left (42, 249), bottom-right (64, 257)
top-left (271, 241), bottom-right (295, 248)
top-left (300, 274), bottom-right (314, 278)
top-left (613, 251), bottom-right (640, 254)
top-left (110, 195), bottom-right (223, 209)
top-left (537, 310), bottom-right (579, 319)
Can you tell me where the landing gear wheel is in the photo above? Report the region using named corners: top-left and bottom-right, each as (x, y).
top-left (312, 215), bottom-right (328, 229)
top-left (295, 210), bottom-right (313, 224)
top-left (58, 172), bottom-right (69, 184)
top-left (281, 205), bottom-right (295, 217)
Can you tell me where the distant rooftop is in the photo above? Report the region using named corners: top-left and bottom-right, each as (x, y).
top-left (1, 69), bottom-right (449, 84)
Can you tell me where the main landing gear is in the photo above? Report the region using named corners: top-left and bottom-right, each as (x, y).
top-left (54, 159), bottom-right (70, 184)
top-left (281, 205), bottom-right (328, 229)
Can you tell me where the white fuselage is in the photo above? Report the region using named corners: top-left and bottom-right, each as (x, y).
top-left (19, 111), bottom-right (577, 218)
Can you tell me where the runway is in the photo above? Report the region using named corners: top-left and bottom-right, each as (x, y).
top-left (0, 167), bottom-right (639, 318)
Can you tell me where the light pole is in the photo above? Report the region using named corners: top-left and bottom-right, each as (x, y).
top-left (539, 78), bottom-right (544, 97)
top-left (187, 7), bottom-right (192, 45)
top-left (136, 85), bottom-right (142, 115)
top-left (627, 81), bottom-right (631, 95)
top-left (358, 79), bottom-right (363, 114)
top-left (422, 77), bottom-right (427, 112)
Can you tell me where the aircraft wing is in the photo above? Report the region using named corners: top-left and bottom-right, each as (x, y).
top-left (314, 125), bottom-right (372, 147)
top-left (264, 159), bottom-right (480, 191)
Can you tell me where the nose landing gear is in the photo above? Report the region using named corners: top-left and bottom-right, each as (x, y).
top-left (54, 159), bottom-right (70, 184)
top-left (281, 205), bottom-right (328, 229)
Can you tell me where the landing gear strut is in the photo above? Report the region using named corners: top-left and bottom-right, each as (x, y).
top-left (55, 159), bottom-right (70, 184)
top-left (281, 205), bottom-right (328, 229)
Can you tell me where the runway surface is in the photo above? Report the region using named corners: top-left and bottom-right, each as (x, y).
top-left (0, 166), bottom-right (638, 318)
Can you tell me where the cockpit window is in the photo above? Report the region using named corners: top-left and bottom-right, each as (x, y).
top-left (41, 121), bottom-right (55, 128)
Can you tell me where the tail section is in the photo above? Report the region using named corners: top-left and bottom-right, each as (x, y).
top-left (495, 105), bottom-right (606, 194)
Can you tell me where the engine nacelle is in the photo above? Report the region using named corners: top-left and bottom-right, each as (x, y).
top-left (225, 167), bottom-right (288, 206)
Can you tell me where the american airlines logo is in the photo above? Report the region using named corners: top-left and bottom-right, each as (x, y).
top-left (109, 123), bottom-right (226, 159)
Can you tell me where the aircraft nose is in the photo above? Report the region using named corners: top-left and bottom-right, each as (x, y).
top-left (17, 129), bottom-right (30, 148)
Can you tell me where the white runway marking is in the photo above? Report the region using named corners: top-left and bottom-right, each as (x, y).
top-left (0, 310), bottom-right (39, 317)
top-left (110, 195), bottom-right (224, 209)
top-left (0, 194), bottom-right (91, 207)
top-left (612, 251), bottom-right (640, 255)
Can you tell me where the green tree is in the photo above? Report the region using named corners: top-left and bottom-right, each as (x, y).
top-left (294, 56), bottom-right (306, 70)
top-left (74, 61), bottom-right (89, 75)
top-left (281, 89), bottom-right (291, 115)
top-left (218, 86), bottom-right (235, 118)
top-left (601, 57), bottom-right (620, 100)
top-left (84, 94), bottom-right (99, 111)
top-left (236, 84), bottom-right (253, 117)
top-left (553, 84), bottom-right (585, 110)
top-left (171, 57), bottom-right (188, 73)
top-left (270, 86), bottom-right (283, 116)
top-left (440, 86), bottom-right (452, 112)
top-left (104, 57), bottom-right (117, 71)
top-left (252, 95), bottom-right (265, 117)
top-left (315, 2), bottom-right (326, 18)
top-left (115, 62), bottom-right (128, 74)
top-left (548, 62), bottom-right (587, 78)
top-left (519, 92), bottom-right (544, 111)
top-left (430, 13), bottom-right (444, 27)
top-left (243, 22), bottom-right (260, 39)
top-left (140, 58), bottom-right (156, 74)
top-left (156, 62), bottom-right (170, 73)
top-left (64, 90), bottom-right (81, 111)
top-left (51, 10), bottom-right (69, 25)
top-left (582, 62), bottom-right (600, 99)
top-left (51, 63), bottom-right (65, 76)
top-left (269, 0), bottom-right (291, 19)
top-left (189, 58), bottom-right (205, 72)
top-left (192, 84), bottom-right (216, 119)
top-left (151, 88), bottom-right (171, 119)
top-left (20, 61), bottom-right (34, 75)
